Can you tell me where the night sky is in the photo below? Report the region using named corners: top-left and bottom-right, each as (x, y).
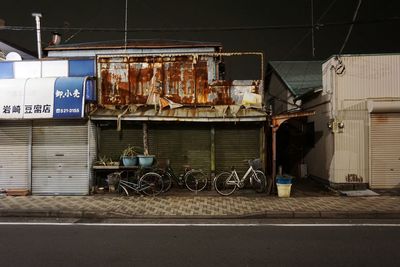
top-left (1, 0), bottom-right (399, 63)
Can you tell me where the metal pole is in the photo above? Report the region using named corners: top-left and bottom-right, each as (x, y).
top-left (124, 0), bottom-right (128, 50)
top-left (272, 127), bottom-right (277, 192)
top-left (32, 13), bottom-right (42, 59)
top-left (210, 127), bottom-right (215, 189)
top-left (143, 123), bottom-right (149, 156)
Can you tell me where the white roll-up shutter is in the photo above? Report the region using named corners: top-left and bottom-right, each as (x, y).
top-left (32, 120), bottom-right (89, 195)
top-left (0, 121), bottom-right (30, 190)
top-left (370, 113), bottom-right (400, 188)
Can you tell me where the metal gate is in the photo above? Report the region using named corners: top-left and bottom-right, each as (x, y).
top-left (370, 113), bottom-right (400, 188)
top-left (0, 121), bottom-right (31, 190)
top-left (98, 122), bottom-right (143, 161)
top-left (215, 125), bottom-right (260, 175)
top-left (32, 120), bottom-right (89, 195)
top-left (149, 124), bottom-right (211, 174)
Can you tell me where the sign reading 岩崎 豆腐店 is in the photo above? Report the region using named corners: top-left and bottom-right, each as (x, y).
top-left (0, 77), bottom-right (85, 119)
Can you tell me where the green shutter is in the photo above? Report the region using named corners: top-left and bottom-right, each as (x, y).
top-left (215, 125), bottom-right (260, 176)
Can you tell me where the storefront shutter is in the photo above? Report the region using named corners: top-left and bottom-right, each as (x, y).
top-left (370, 113), bottom-right (400, 188)
top-left (215, 125), bottom-right (260, 176)
top-left (149, 124), bottom-right (211, 175)
top-left (32, 120), bottom-right (89, 195)
top-left (0, 121), bottom-right (30, 190)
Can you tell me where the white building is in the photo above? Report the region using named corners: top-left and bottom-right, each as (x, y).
top-left (303, 54), bottom-right (400, 189)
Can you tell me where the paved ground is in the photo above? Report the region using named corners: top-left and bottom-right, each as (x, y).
top-left (1, 179), bottom-right (399, 219)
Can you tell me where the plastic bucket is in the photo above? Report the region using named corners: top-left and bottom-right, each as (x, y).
top-left (276, 177), bottom-right (292, 184)
top-left (276, 183), bottom-right (292, 197)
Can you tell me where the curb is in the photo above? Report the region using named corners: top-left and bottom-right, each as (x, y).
top-left (1, 209), bottom-right (400, 220)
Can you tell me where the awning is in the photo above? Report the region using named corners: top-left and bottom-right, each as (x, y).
top-left (90, 106), bottom-right (267, 122)
top-left (0, 77), bottom-right (93, 119)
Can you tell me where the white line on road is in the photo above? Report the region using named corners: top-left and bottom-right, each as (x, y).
top-left (1, 222), bottom-right (400, 227)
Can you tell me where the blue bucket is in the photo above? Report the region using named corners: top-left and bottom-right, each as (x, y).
top-left (276, 176), bottom-right (293, 184)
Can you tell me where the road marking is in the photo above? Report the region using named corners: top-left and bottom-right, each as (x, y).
top-left (1, 222), bottom-right (400, 227)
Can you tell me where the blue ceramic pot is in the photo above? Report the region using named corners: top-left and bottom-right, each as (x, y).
top-left (122, 156), bottom-right (138, 166)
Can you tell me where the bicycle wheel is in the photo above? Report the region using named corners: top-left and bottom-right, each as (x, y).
top-left (154, 168), bottom-right (172, 192)
top-left (184, 170), bottom-right (208, 192)
top-left (251, 170), bottom-right (267, 193)
top-left (117, 183), bottom-right (130, 196)
top-left (214, 172), bottom-right (237, 196)
top-left (139, 173), bottom-right (164, 196)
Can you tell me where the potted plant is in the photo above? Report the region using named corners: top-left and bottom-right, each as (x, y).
top-left (95, 155), bottom-right (119, 166)
top-left (121, 145), bottom-right (140, 166)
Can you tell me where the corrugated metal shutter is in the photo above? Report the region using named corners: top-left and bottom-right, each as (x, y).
top-left (370, 113), bottom-right (400, 188)
top-left (88, 120), bottom-right (98, 189)
top-left (32, 120), bottom-right (89, 195)
top-left (149, 124), bottom-right (211, 174)
top-left (215, 125), bottom-right (260, 176)
top-left (99, 122), bottom-right (143, 161)
top-left (0, 121), bottom-right (30, 189)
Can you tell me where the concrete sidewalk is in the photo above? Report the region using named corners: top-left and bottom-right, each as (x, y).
top-left (1, 194), bottom-right (400, 219)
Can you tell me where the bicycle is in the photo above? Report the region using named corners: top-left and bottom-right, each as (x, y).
top-left (110, 171), bottom-right (164, 196)
top-left (153, 159), bottom-right (208, 193)
top-left (213, 159), bottom-right (269, 196)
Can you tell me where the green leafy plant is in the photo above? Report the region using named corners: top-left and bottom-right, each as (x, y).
top-left (95, 155), bottom-right (119, 166)
top-left (121, 145), bottom-right (141, 157)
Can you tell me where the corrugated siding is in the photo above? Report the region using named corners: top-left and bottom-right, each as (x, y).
top-left (333, 119), bottom-right (367, 183)
top-left (99, 123), bottom-right (143, 161)
top-left (149, 124), bottom-right (211, 174)
top-left (215, 125), bottom-right (260, 176)
top-left (0, 121), bottom-right (30, 189)
top-left (88, 121), bottom-right (97, 188)
top-left (98, 123), bottom-right (211, 173)
top-left (336, 55), bottom-right (400, 102)
top-left (32, 120), bottom-right (89, 195)
top-left (370, 113), bottom-right (400, 188)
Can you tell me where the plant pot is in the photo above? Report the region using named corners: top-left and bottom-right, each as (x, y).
top-left (122, 156), bottom-right (138, 166)
top-left (138, 155), bottom-right (155, 167)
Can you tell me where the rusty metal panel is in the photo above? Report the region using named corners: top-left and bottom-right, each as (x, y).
top-left (163, 58), bottom-right (196, 104)
top-left (97, 55), bottom-right (264, 107)
top-left (129, 61), bottom-right (163, 104)
top-left (98, 57), bottom-right (129, 105)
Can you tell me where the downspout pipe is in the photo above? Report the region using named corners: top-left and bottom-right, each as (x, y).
top-left (32, 13), bottom-right (42, 59)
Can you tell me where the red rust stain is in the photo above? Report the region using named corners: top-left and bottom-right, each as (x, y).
top-left (99, 56), bottom-right (235, 106)
top-left (194, 61), bottom-right (208, 104)
top-left (209, 80), bottom-right (234, 105)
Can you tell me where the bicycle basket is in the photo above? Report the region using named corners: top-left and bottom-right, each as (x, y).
top-left (249, 158), bottom-right (262, 170)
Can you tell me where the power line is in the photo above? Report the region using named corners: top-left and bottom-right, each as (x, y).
top-left (339, 0), bottom-right (363, 55)
top-left (0, 17), bottom-right (398, 33)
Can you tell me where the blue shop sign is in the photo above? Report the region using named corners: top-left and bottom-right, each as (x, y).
top-left (53, 77), bottom-right (85, 118)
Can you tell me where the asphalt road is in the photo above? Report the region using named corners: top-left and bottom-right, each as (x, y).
top-left (1, 221), bottom-right (400, 267)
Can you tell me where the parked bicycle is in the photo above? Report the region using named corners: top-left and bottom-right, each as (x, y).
top-left (213, 159), bottom-right (268, 196)
top-left (109, 171), bottom-right (164, 196)
top-left (153, 159), bottom-right (208, 193)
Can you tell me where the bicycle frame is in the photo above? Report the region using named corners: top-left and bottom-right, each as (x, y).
top-left (118, 178), bottom-right (152, 195)
top-left (227, 166), bottom-right (257, 188)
